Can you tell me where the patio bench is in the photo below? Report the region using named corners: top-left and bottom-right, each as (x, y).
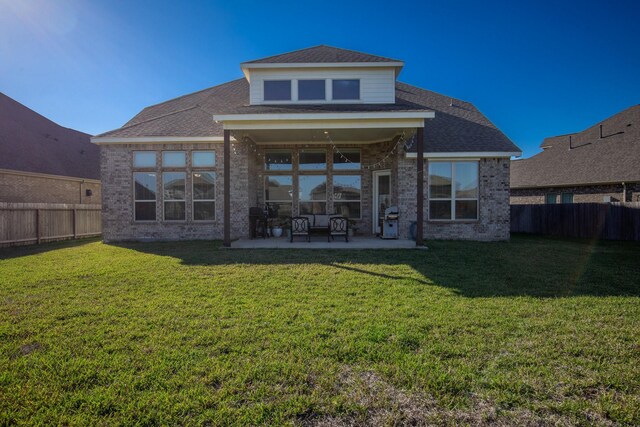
top-left (290, 214), bottom-right (349, 242)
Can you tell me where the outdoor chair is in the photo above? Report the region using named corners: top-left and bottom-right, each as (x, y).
top-left (328, 216), bottom-right (349, 242)
top-left (290, 216), bottom-right (311, 242)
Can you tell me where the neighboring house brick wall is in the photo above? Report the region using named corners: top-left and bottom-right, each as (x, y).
top-left (100, 143), bottom-right (249, 242)
top-left (510, 183), bottom-right (640, 204)
top-left (397, 152), bottom-right (510, 241)
top-left (0, 170), bottom-right (101, 204)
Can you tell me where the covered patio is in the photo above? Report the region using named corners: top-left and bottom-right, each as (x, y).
top-left (214, 111), bottom-right (433, 247)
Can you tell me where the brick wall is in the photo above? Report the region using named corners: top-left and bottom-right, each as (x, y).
top-left (101, 141), bottom-right (512, 242)
top-left (100, 143), bottom-right (249, 242)
top-left (397, 150), bottom-right (511, 241)
top-left (511, 183), bottom-right (640, 204)
top-left (0, 170), bottom-right (101, 204)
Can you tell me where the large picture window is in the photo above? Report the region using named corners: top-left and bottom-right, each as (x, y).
top-left (163, 172), bottom-right (186, 221)
top-left (299, 175), bottom-right (327, 215)
top-left (333, 175), bottom-right (361, 219)
top-left (193, 172), bottom-right (215, 221)
top-left (133, 172), bottom-right (157, 221)
top-left (265, 175), bottom-right (293, 218)
top-left (429, 161), bottom-right (478, 220)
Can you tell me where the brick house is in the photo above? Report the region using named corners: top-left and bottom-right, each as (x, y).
top-left (93, 46), bottom-right (521, 245)
top-left (511, 105), bottom-right (640, 204)
top-left (0, 92), bottom-right (101, 204)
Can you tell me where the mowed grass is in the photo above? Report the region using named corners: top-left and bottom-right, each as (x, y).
top-left (0, 235), bottom-right (639, 426)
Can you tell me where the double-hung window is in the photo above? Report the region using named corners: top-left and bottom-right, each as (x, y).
top-left (192, 151), bottom-right (216, 221)
top-left (162, 151), bottom-right (186, 221)
top-left (429, 161), bottom-right (479, 220)
top-left (133, 151), bottom-right (157, 221)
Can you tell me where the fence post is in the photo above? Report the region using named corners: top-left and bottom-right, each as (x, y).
top-left (36, 209), bottom-right (41, 244)
top-left (73, 208), bottom-right (77, 238)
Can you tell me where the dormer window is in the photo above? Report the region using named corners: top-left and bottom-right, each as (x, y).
top-left (332, 79), bottom-right (360, 100)
top-left (298, 80), bottom-right (326, 101)
top-left (264, 80), bottom-right (291, 101)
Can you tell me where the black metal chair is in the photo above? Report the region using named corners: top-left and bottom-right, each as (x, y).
top-left (249, 207), bottom-right (267, 239)
top-left (290, 216), bottom-right (311, 242)
top-left (328, 216), bottom-right (349, 242)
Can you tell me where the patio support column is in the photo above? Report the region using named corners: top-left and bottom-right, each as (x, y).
top-left (416, 123), bottom-right (424, 246)
top-left (223, 129), bottom-right (231, 247)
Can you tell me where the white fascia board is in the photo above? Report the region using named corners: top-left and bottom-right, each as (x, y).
top-left (405, 151), bottom-right (523, 159)
top-left (213, 111), bottom-right (434, 122)
top-left (221, 118), bottom-right (428, 131)
top-left (91, 136), bottom-right (232, 145)
top-left (241, 62), bottom-right (405, 70)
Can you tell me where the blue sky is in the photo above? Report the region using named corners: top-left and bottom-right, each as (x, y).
top-left (1, 0), bottom-right (638, 158)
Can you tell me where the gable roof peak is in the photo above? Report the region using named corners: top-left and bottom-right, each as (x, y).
top-left (242, 44), bottom-right (403, 65)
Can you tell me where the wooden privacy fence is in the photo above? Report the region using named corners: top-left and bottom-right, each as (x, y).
top-left (511, 202), bottom-right (640, 241)
top-left (0, 203), bottom-right (101, 247)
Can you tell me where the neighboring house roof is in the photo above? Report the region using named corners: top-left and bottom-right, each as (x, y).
top-left (243, 45), bottom-right (401, 64)
top-left (97, 79), bottom-right (519, 154)
top-left (511, 104), bottom-right (640, 188)
top-left (0, 92), bottom-right (99, 180)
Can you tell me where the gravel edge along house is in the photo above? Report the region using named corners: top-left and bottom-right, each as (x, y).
top-left (92, 45), bottom-right (521, 245)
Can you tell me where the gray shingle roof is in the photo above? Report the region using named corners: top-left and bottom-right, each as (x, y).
top-left (97, 79), bottom-right (520, 154)
top-left (511, 105), bottom-right (640, 188)
top-left (0, 92), bottom-right (99, 180)
top-left (243, 45), bottom-right (401, 64)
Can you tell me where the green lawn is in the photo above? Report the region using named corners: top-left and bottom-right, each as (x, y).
top-left (1, 235), bottom-right (639, 426)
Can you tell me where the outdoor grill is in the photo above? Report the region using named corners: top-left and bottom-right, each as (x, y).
top-left (382, 206), bottom-right (399, 239)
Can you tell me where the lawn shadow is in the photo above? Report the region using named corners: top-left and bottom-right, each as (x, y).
top-left (110, 234), bottom-right (640, 298)
top-left (0, 237), bottom-right (101, 261)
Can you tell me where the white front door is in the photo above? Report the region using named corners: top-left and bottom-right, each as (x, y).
top-left (372, 170), bottom-right (391, 234)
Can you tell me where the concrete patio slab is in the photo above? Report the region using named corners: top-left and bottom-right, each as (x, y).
top-left (229, 236), bottom-right (419, 249)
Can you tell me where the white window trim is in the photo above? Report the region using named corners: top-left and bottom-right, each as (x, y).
top-left (133, 172), bottom-right (157, 222)
top-left (192, 171), bottom-right (216, 222)
top-left (333, 174), bottom-right (362, 220)
top-left (163, 171), bottom-right (186, 222)
top-left (428, 161), bottom-right (479, 221)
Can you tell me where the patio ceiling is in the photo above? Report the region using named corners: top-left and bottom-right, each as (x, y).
top-left (230, 127), bottom-right (416, 145)
top-left (214, 111), bottom-right (433, 145)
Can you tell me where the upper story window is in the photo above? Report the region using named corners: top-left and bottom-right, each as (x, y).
top-left (264, 80), bottom-right (291, 101)
top-left (298, 80), bottom-right (326, 101)
top-left (332, 79), bottom-right (360, 100)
